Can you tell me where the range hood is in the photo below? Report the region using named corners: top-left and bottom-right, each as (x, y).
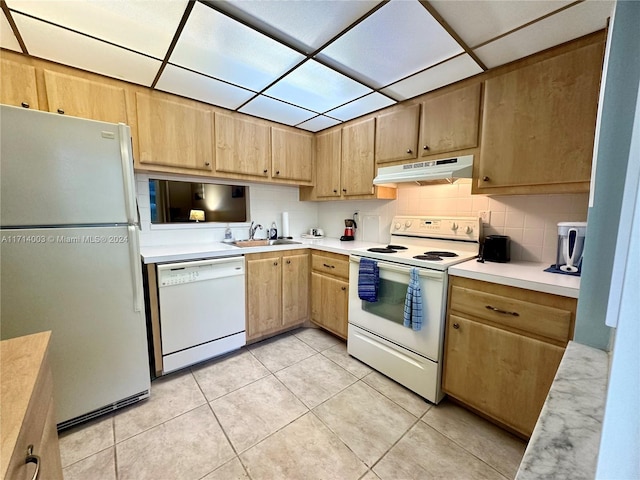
top-left (373, 155), bottom-right (474, 186)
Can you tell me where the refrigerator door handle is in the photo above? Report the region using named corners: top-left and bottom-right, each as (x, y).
top-left (119, 124), bottom-right (138, 224)
top-left (128, 225), bottom-right (144, 312)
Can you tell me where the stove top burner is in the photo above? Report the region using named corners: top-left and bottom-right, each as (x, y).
top-left (413, 254), bottom-right (443, 261)
top-left (424, 251), bottom-right (458, 258)
top-left (386, 245), bottom-right (408, 250)
top-left (368, 247), bottom-right (397, 253)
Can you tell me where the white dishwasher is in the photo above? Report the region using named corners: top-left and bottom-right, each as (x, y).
top-left (157, 256), bottom-right (246, 374)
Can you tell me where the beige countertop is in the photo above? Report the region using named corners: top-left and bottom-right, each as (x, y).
top-left (140, 237), bottom-right (380, 264)
top-left (448, 260), bottom-right (581, 298)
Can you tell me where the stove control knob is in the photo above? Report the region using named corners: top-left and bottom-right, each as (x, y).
top-left (465, 226), bottom-right (474, 234)
top-left (394, 222), bottom-right (401, 230)
top-left (451, 222), bottom-right (458, 231)
top-left (405, 220), bottom-right (412, 228)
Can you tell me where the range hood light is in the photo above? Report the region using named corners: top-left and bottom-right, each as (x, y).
top-left (373, 155), bottom-right (474, 186)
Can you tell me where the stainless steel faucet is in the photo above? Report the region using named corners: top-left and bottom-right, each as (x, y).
top-left (249, 221), bottom-right (263, 240)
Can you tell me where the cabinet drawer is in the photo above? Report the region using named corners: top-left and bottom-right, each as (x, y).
top-left (449, 284), bottom-right (572, 343)
top-left (311, 253), bottom-right (349, 279)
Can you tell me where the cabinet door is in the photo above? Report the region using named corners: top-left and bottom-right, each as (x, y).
top-left (43, 70), bottom-right (127, 123)
top-left (136, 92), bottom-right (213, 171)
top-left (282, 252), bottom-right (309, 327)
top-left (271, 127), bottom-right (313, 182)
top-left (311, 273), bottom-right (348, 339)
top-left (246, 256), bottom-right (282, 340)
top-left (341, 118), bottom-right (375, 196)
top-left (215, 112), bottom-right (271, 177)
top-left (375, 104), bottom-right (420, 163)
top-left (478, 42), bottom-right (603, 192)
top-left (315, 129), bottom-right (342, 198)
top-left (420, 83), bottom-right (481, 156)
top-left (0, 59), bottom-right (39, 109)
top-left (443, 315), bottom-right (564, 437)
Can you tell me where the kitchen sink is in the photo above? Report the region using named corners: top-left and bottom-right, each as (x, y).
top-left (269, 239), bottom-right (302, 245)
top-left (232, 239), bottom-right (302, 247)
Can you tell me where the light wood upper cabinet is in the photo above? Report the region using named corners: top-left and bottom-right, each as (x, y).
top-left (443, 276), bottom-right (577, 438)
top-left (476, 41), bottom-right (604, 194)
top-left (420, 83), bottom-right (481, 157)
top-left (341, 117), bottom-right (376, 196)
top-left (375, 103), bottom-right (420, 164)
top-left (0, 59), bottom-right (39, 109)
top-left (315, 129), bottom-right (342, 198)
top-left (215, 112), bottom-right (271, 178)
top-left (43, 70), bottom-right (127, 123)
top-left (135, 92), bottom-right (214, 171)
top-left (282, 252), bottom-right (310, 327)
top-left (271, 127), bottom-right (314, 183)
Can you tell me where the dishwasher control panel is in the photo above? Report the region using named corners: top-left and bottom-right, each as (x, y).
top-left (157, 256), bottom-right (245, 287)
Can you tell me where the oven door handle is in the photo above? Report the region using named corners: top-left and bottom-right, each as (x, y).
top-left (350, 256), bottom-right (445, 280)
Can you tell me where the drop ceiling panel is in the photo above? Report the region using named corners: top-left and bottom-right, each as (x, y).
top-left (430, 0), bottom-right (574, 48)
top-left (326, 93), bottom-right (396, 122)
top-left (170, 2), bottom-right (304, 92)
top-left (474, 0), bottom-right (613, 69)
top-left (264, 60), bottom-right (371, 113)
top-left (1, 13), bottom-right (21, 52)
top-left (13, 13), bottom-right (161, 86)
top-left (5, 0), bottom-right (187, 59)
top-left (382, 54), bottom-right (483, 101)
top-left (156, 65), bottom-right (255, 110)
top-left (239, 95), bottom-right (316, 126)
top-left (208, 0), bottom-right (380, 53)
top-left (317, 0), bottom-right (463, 88)
top-left (297, 115), bottom-right (342, 133)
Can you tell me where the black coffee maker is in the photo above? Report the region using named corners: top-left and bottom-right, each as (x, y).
top-left (340, 218), bottom-right (356, 241)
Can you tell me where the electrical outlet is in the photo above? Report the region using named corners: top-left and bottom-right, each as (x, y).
top-left (479, 210), bottom-right (491, 224)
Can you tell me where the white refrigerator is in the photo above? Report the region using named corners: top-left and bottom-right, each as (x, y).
top-left (0, 105), bottom-right (150, 429)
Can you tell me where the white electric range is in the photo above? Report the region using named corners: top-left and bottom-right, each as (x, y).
top-left (347, 215), bottom-right (481, 403)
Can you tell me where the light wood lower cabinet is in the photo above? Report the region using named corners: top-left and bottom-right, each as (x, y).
top-left (1, 331), bottom-right (63, 480)
top-left (246, 250), bottom-right (310, 342)
top-left (443, 276), bottom-right (576, 438)
top-left (310, 252), bottom-right (349, 339)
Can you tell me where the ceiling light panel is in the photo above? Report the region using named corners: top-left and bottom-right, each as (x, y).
top-left (430, 0), bottom-right (574, 49)
top-left (326, 93), bottom-right (395, 122)
top-left (1, 12), bottom-right (21, 52)
top-left (382, 55), bottom-right (483, 101)
top-left (209, 0), bottom-right (380, 53)
top-left (317, 0), bottom-right (464, 88)
top-left (264, 60), bottom-right (371, 113)
top-left (13, 13), bottom-right (161, 86)
top-left (156, 65), bottom-right (255, 110)
top-left (474, 0), bottom-right (613, 69)
top-left (239, 95), bottom-right (316, 126)
top-left (297, 116), bottom-right (342, 133)
top-left (5, 0), bottom-right (187, 59)
top-left (170, 2), bottom-right (304, 92)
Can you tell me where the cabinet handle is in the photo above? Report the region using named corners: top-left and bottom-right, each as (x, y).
top-left (273, 262), bottom-right (278, 266)
top-left (333, 189), bottom-right (338, 193)
top-left (482, 176), bottom-right (490, 182)
top-left (485, 305), bottom-right (519, 316)
top-left (423, 145), bottom-right (429, 151)
top-left (406, 148), bottom-right (412, 154)
top-left (21, 102), bottom-right (30, 108)
top-left (25, 445), bottom-right (40, 480)
top-left (286, 260), bottom-right (291, 264)
top-left (341, 286), bottom-right (346, 291)
top-left (276, 170), bottom-right (280, 175)
top-left (263, 169), bottom-right (268, 174)
top-left (204, 162), bottom-right (210, 166)
top-left (57, 108), bottom-right (65, 114)
top-left (453, 323), bottom-right (460, 329)
top-left (342, 188), bottom-right (347, 193)
top-left (323, 263), bottom-right (335, 269)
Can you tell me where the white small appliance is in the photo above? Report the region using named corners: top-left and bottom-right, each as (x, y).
top-left (556, 222), bottom-right (587, 273)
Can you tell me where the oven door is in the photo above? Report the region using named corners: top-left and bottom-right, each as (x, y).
top-left (348, 255), bottom-right (447, 362)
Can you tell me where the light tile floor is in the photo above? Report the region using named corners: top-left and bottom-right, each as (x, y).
top-left (59, 327), bottom-right (526, 480)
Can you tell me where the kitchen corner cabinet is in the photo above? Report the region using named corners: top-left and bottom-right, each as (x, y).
top-left (246, 250), bottom-right (310, 342)
top-left (443, 276), bottom-right (577, 438)
top-left (271, 127), bottom-right (314, 183)
top-left (136, 92), bottom-right (214, 171)
top-left (43, 70), bottom-right (127, 123)
top-left (420, 83), bottom-right (481, 157)
top-left (375, 103), bottom-right (420, 164)
top-left (1, 331), bottom-right (63, 480)
top-left (0, 59), bottom-right (39, 110)
top-left (310, 251), bottom-right (349, 339)
top-left (476, 40), bottom-right (604, 195)
top-left (215, 112), bottom-right (271, 178)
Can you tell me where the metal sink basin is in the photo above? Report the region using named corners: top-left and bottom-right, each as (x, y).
top-left (269, 239), bottom-right (302, 245)
top-left (232, 239), bottom-right (302, 248)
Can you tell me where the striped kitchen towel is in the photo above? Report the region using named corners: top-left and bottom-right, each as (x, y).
top-left (403, 267), bottom-right (423, 331)
top-left (358, 258), bottom-right (379, 302)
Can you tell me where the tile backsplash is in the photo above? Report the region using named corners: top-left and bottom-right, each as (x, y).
top-left (136, 173), bottom-right (588, 265)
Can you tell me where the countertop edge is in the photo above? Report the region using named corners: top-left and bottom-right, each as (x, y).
top-left (515, 341), bottom-right (609, 480)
